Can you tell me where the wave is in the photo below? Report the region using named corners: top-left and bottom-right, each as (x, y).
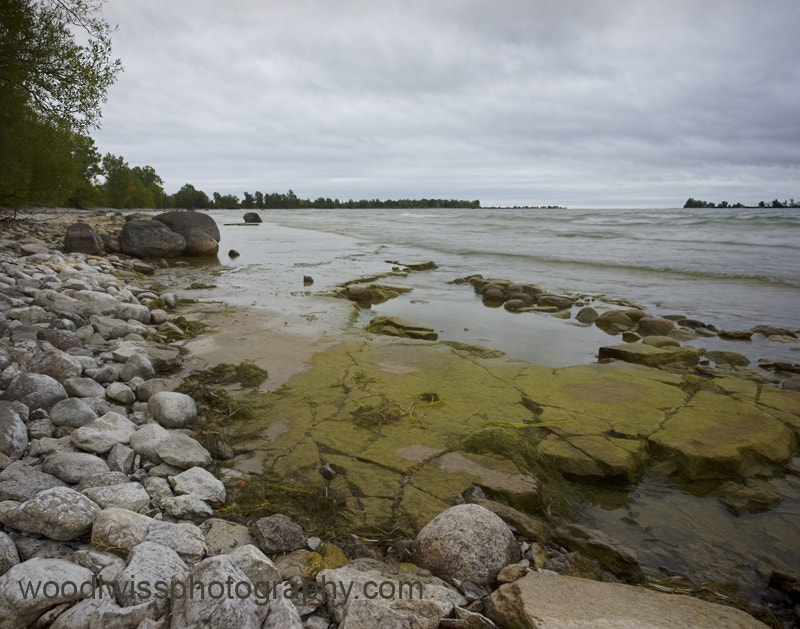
top-left (451, 249), bottom-right (800, 289)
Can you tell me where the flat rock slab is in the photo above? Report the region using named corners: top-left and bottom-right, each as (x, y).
top-left (598, 343), bottom-right (700, 368)
top-left (228, 339), bottom-right (800, 533)
top-left (485, 571), bottom-right (769, 628)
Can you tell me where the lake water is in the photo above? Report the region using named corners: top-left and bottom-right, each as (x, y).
top-left (186, 206), bottom-right (800, 623)
top-left (202, 205), bottom-right (800, 368)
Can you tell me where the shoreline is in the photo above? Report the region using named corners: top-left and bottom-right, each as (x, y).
top-left (0, 207), bottom-right (797, 627)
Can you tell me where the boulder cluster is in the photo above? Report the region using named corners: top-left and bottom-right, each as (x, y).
top-left (64, 211), bottom-right (221, 258)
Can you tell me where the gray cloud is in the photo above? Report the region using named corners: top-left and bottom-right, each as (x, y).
top-left (93, 0), bottom-right (800, 207)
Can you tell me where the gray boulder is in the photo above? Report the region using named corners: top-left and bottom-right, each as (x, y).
top-left (412, 504), bottom-right (521, 587)
top-left (0, 557), bottom-right (94, 628)
top-left (0, 486), bottom-right (100, 540)
top-left (0, 461), bottom-right (66, 501)
top-left (154, 210), bottom-right (220, 256)
top-left (249, 513), bottom-right (306, 555)
top-left (115, 541), bottom-right (188, 614)
top-left (119, 219), bottom-right (187, 258)
top-left (120, 354), bottom-right (155, 381)
top-left (0, 403), bottom-right (28, 459)
top-left (1, 373), bottom-right (68, 411)
top-left (154, 432), bottom-right (211, 469)
top-left (147, 391), bottom-right (197, 428)
top-left (169, 555), bottom-right (272, 629)
top-left (0, 531), bottom-right (19, 576)
top-left (42, 451), bottom-right (110, 483)
top-left (28, 349), bottom-right (83, 382)
top-left (71, 412), bottom-right (136, 454)
top-left (49, 397), bottom-right (98, 428)
top-left (170, 466), bottom-right (226, 507)
top-left (318, 558), bottom-right (465, 626)
top-left (243, 212), bottom-right (262, 223)
top-left (82, 482), bottom-right (150, 512)
top-left (64, 222), bottom-right (104, 254)
top-left (146, 519), bottom-right (206, 563)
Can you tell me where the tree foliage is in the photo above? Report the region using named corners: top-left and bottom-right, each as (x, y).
top-left (0, 0), bottom-right (121, 206)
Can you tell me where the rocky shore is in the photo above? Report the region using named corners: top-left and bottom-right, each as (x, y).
top-left (0, 208), bottom-right (795, 628)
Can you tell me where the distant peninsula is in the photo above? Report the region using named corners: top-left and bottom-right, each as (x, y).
top-left (684, 197), bottom-right (798, 209)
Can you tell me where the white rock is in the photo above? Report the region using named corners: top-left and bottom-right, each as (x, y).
top-left (81, 482), bottom-right (150, 512)
top-left (105, 381), bottom-right (136, 404)
top-left (147, 391), bottom-right (197, 429)
top-left (412, 504), bottom-right (521, 587)
top-left (0, 557), bottom-right (94, 628)
top-left (0, 486), bottom-right (100, 541)
top-left (71, 412), bottom-right (137, 454)
top-left (170, 466), bottom-right (226, 507)
top-left (154, 433), bottom-right (212, 469)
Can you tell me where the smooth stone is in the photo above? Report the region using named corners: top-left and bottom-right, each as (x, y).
top-left (0, 531), bottom-right (20, 576)
top-left (595, 310), bottom-right (635, 334)
top-left (28, 349), bottom-right (83, 381)
top-left (0, 486), bottom-right (100, 541)
top-left (318, 558), bottom-right (465, 626)
top-left (154, 433), bottom-right (212, 469)
top-left (636, 316), bottom-right (675, 336)
top-left (42, 451), bottom-right (110, 483)
top-left (135, 378), bottom-right (170, 402)
top-left (598, 343), bottom-right (700, 368)
top-left (1, 373), bottom-right (67, 411)
top-left (706, 350), bottom-right (750, 367)
top-left (412, 504), bottom-right (521, 587)
top-left (147, 391), bottom-right (197, 429)
top-left (0, 403), bottom-right (28, 460)
top-left (106, 443), bottom-right (136, 474)
top-left (120, 353), bottom-right (156, 382)
top-left (81, 482), bottom-right (151, 512)
top-left (70, 412), bottom-right (137, 454)
top-left (0, 558), bottom-right (94, 628)
top-left (129, 422), bottom-right (170, 463)
top-left (575, 306), bottom-right (599, 323)
top-left (0, 460), bottom-right (66, 501)
top-left (227, 544), bottom-right (282, 584)
top-left (105, 381), bottom-right (136, 404)
top-left (145, 519), bottom-right (206, 563)
top-left (160, 494), bottom-right (214, 522)
top-left (169, 555), bottom-right (279, 629)
top-left (641, 335), bottom-right (680, 348)
top-left (115, 542), bottom-right (188, 615)
top-left (169, 466), bottom-right (226, 507)
top-left (49, 397), bottom-right (98, 428)
top-left (92, 508), bottom-right (151, 549)
top-left (551, 523), bottom-right (643, 583)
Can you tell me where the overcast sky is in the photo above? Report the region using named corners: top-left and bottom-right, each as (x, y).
top-left (92, 0), bottom-right (800, 208)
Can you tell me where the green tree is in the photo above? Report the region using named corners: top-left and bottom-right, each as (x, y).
top-left (101, 153), bottom-right (133, 208)
top-left (0, 0), bottom-right (121, 207)
top-left (171, 183), bottom-right (210, 209)
top-left (67, 134), bottom-right (102, 207)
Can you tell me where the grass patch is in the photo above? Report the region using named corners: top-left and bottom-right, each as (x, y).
top-left (453, 426), bottom-right (583, 519)
top-left (163, 316), bottom-right (209, 340)
top-left (351, 401), bottom-right (405, 429)
top-left (222, 473), bottom-right (348, 538)
top-left (177, 361), bottom-right (269, 459)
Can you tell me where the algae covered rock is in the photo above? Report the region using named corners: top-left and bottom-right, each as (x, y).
top-left (366, 316), bottom-right (437, 340)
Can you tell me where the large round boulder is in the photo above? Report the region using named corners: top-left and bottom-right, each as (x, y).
top-left (119, 219), bottom-right (186, 258)
top-left (243, 212), bottom-right (263, 223)
top-left (154, 210), bottom-right (220, 256)
top-left (412, 504), bottom-right (521, 587)
top-left (1, 373), bottom-right (67, 412)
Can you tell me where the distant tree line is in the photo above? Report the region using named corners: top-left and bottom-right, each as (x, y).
top-left (684, 197), bottom-right (799, 209)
